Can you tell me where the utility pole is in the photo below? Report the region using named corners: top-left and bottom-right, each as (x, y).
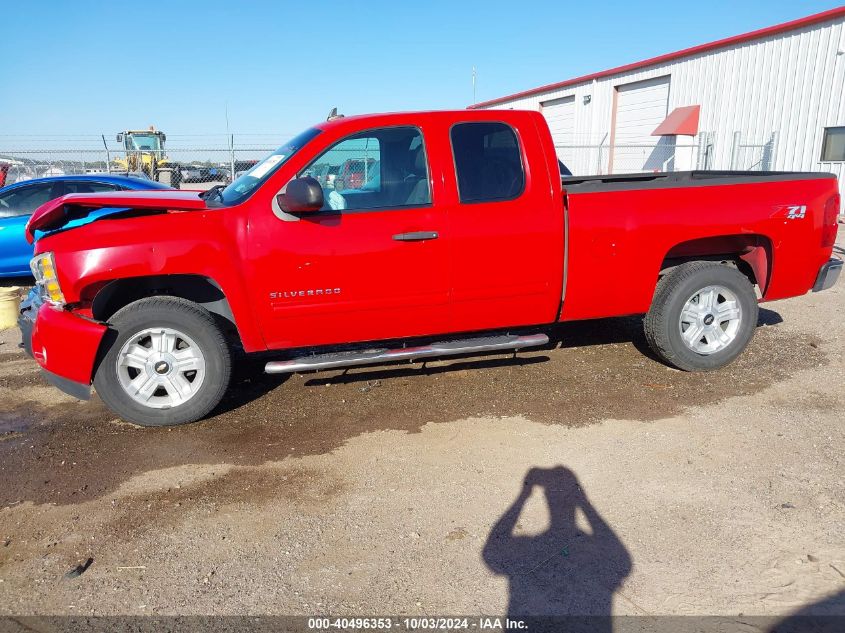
top-left (472, 66), bottom-right (477, 105)
top-left (101, 135), bottom-right (111, 173)
top-left (225, 102), bottom-right (235, 181)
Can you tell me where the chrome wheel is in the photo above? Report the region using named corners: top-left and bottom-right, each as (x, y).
top-left (678, 285), bottom-right (743, 355)
top-left (115, 327), bottom-right (206, 409)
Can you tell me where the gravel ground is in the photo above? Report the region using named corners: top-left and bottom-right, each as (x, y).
top-left (0, 236), bottom-right (843, 618)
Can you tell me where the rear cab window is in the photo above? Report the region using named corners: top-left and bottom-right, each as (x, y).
top-left (450, 122), bottom-right (525, 203)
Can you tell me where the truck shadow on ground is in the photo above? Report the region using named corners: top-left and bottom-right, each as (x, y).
top-left (210, 361), bottom-right (291, 417)
top-left (302, 355), bottom-right (550, 387)
top-left (1, 306), bottom-right (824, 508)
top-left (304, 308), bottom-right (784, 385)
top-left (483, 466), bottom-right (631, 631)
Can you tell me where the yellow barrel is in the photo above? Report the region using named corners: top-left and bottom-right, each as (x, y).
top-left (0, 287), bottom-right (20, 330)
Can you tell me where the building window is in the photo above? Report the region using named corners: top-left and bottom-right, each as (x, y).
top-left (450, 122), bottom-right (525, 203)
top-left (820, 127), bottom-right (845, 162)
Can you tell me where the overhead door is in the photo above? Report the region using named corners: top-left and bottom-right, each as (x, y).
top-left (541, 95), bottom-right (576, 171)
top-left (611, 76), bottom-right (670, 173)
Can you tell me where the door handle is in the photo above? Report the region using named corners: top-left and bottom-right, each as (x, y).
top-left (392, 231), bottom-right (439, 242)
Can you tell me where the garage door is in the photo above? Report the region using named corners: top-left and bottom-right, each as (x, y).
top-left (541, 95), bottom-right (576, 170)
top-left (611, 76), bottom-right (670, 173)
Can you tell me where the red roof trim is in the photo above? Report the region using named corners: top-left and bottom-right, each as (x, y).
top-left (469, 6), bottom-right (845, 109)
top-left (652, 105), bottom-right (701, 136)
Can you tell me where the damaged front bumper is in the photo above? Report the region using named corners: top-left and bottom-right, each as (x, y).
top-left (18, 286), bottom-right (107, 400)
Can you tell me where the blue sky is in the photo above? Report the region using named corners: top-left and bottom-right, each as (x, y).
top-left (0, 0), bottom-right (842, 137)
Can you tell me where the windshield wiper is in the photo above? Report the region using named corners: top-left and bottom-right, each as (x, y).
top-left (199, 184), bottom-right (225, 202)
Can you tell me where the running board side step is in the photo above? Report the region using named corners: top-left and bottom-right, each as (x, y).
top-left (264, 333), bottom-right (549, 374)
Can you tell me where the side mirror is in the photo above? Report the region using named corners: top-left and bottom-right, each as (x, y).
top-left (277, 177), bottom-right (324, 214)
top-left (116, 134), bottom-right (123, 143)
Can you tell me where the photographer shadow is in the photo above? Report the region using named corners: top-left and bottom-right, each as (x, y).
top-left (483, 466), bottom-right (632, 631)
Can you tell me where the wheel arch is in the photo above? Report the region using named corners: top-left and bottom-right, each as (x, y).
top-left (658, 234), bottom-right (773, 296)
top-left (644, 259), bottom-right (760, 372)
top-left (88, 274), bottom-right (241, 345)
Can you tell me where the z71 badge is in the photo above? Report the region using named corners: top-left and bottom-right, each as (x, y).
top-left (785, 205), bottom-right (807, 219)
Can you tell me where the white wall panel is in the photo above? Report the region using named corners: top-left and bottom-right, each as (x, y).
top-left (611, 76), bottom-right (670, 171)
top-left (541, 95), bottom-right (577, 169)
top-left (613, 76), bottom-right (671, 142)
top-left (480, 14), bottom-right (845, 197)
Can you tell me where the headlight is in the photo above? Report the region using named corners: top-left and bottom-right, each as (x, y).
top-left (30, 252), bottom-right (65, 305)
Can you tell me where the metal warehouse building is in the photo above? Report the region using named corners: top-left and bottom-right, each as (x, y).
top-left (472, 7), bottom-right (845, 196)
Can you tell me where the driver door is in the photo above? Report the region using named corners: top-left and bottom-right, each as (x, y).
top-left (251, 125), bottom-right (450, 350)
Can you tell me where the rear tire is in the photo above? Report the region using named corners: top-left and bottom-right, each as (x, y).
top-left (93, 296), bottom-right (231, 426)
top-left (644, 261), bottom-right (758, 371)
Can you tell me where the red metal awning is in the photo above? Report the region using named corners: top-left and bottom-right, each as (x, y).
top-left (652, 105), bottom-right (700, 136)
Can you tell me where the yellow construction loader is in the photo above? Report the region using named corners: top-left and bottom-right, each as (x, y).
top-left (114, 127), bottom-right (181, 187)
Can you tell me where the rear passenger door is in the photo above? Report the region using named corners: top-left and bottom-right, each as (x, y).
top-left (446, 120), bottom-right (564, 332)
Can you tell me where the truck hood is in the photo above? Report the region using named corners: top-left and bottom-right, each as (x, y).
top-left (25, 190), bottom-right (211, 243)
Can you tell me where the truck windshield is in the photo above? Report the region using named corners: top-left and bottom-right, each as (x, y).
top-left (217, 127), bottom-right (322, 206)
top-left (127, 134), bottom-right (163, 151)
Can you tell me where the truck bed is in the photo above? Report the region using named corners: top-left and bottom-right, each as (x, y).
top-left (562, 170), bottom-right (835, 193)
top-left (558, 169), bottom-right (839, 323)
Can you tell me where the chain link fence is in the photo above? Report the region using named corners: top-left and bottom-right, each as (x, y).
top-left (555, 135), bottom-right (713, 175)
top-left (730, 131), bottom-right (778, 171)
top-left (0, 129), bottom-right (801, 188)
top-left (602, 140), bottom-right (708, 174)
top-left (0, 134), bottom-right (285, 189)
top-left (555, 140), bottom-right (707, 175)
top-left (554, 130), bottom-right (785, 175)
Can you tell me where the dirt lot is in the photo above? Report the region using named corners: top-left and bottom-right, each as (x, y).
top-left (0, 240), bottom-right (843, 619)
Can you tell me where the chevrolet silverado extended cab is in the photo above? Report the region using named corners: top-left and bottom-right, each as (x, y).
top-left (19, 110), bottom-right (842, 426)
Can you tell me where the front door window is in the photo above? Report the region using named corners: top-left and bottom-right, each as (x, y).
top-left (299, 126), bottom-right (431, 212)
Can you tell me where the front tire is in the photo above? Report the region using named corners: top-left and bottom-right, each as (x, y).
top-left (644, 261), bottom-right (758, 371)
top-left (94, 296), bottom-right (231, 426)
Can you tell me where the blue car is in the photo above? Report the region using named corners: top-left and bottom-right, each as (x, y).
top-left (0, 174), bottom-right (172, 277)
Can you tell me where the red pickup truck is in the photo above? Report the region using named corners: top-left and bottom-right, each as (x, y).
top-left (19, 110), bottom-right (842, 426)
